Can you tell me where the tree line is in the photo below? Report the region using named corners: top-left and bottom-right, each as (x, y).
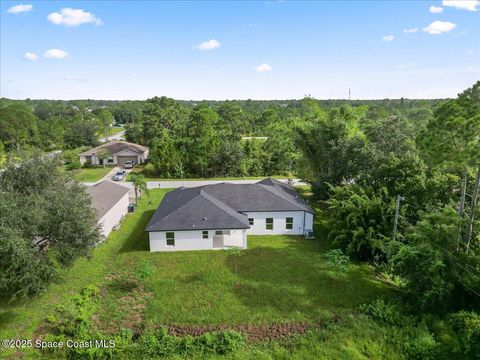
top-left (297, 81), bottom-right (480, 358)
top-left (1, 96), bottom-right (438, 178)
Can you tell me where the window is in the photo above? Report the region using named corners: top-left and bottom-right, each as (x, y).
top-left (266, 218), bottom-right (273, 230)
top-left (286, 217), bottom-right (293, 230)
top-left (202, 230), bottom-right (208, 239)
top-left (215, 230), bottom-right (223, 236)
top-left (166, 232), bottom-right (175, 246)
top-left (248, 218), bottom-right (254, 226)
top-left (107, 158), bottom-right (114, 163)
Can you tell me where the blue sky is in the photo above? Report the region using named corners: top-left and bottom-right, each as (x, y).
top-left (1, 1), bottom-right (479, 100)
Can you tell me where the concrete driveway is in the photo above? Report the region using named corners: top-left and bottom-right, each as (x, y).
top-left (83, 166), bottom-right (133, 186)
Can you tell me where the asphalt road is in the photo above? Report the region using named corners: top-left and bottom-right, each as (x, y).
top-left (83, 178), bottom-right (306, 189)
top-left (98, 130), bottom-right (126, 143)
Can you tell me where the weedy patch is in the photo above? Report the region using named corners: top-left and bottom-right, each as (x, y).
top-left (92, 273), bottom-right (153, 335)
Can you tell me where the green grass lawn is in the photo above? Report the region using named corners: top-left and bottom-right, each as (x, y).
top-left (109, 126), bottom-right (125, 135)
top-left (72, 167), bottom-right (113, 182)
top-left (0, 189), bottom-right (399, 359)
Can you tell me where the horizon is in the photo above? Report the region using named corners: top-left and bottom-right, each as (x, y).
top-left (0, 94), bottom-right (461, 101)
top-left (1, 1), bottom-right (479, 100)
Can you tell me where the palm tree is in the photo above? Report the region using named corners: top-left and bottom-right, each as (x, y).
top-left (131, 173), bottom-right (148, 205)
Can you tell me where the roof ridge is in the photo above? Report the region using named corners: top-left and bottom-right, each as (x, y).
top-left (258, 184), bottom-right (311, 212)
top-left (146, 187), bottom-right (204, 230)
top-left (200, 189), bottom-right (249, 225)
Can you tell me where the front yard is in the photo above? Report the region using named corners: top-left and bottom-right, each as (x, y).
top-left (72, 166), bottom-right (113, 182)
top-left (0, 189), bottom-right (398, 359)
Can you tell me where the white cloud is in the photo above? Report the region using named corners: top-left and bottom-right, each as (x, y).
top-left (397, 62), bottom-right (417, 69)
top-left (43, 49), bottom-right (69, 59)
top-left (429, 5), bottom-right (444, 13)
top-left (51, 76), bottom-right (87, 82)
top-left (442, 0), bottom-right (479, 11)
top-left (47, 8), bottom-right (102, 27)
top-left (453, 30), bottom-right (469, 37)
top-left (254, 63), bottom-right (273, 73)
top-left (7, 4), bottom-right (32, 14)
top-left (423, 20), bottom-right (457, 34)
top-left (382, 35), bottom-right (395, 42)
top-left (403, 27), bottom-right (418, 33)
top-left (23, 52), bottom-right (38, 61)
top-left (195, 39), bottom-right (221, 50)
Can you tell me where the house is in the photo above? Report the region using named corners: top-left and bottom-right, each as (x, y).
top-left (145, 178), bottom-right (314, 252)
top-left (86, 180), bottom-right (130, 238)
top-left (79, 140), bottom-right (149, 167)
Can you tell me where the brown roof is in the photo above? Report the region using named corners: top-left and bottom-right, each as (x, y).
top-left (85, 181), bottom-right (130, 220)
top-left (79, 140), bottom-right (148, 156)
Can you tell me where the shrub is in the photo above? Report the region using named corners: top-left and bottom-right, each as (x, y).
top-left (448, 311), bottom-right (480, 358)
top-left (361, 299), bottom-right (404, 326)
top-left (397, 325), bottom-right (441, 360)
top-left (47, 285), bottom-right (99, 337)
top-left (135, 327), bottom-right (244, 357)
top-left (66, 158), bottom-right (81, 170)
top-left (143, 163), bottom-right (157, 177)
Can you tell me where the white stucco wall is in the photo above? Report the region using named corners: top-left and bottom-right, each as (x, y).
top-left (242, 211), bottom-right (311, 235)
top-left (149, 229), bottom-right (246, 252)
top-left (305, 212), bottom-right (314, 231)
top-left (98, 192), bottom-right (129, 238)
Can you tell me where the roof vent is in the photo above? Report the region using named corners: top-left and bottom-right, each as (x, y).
top-left (192, 223), bottom-right (195, 227)
top-left (203, 217), bottom-right (207, 221)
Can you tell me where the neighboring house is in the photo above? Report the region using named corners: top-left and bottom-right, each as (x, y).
top-left (146, 178), bottom-right (314, 252)
top-left (79, 140), bottom-right (149, 167)
top-left (86, 180), bottom-right (130, 238)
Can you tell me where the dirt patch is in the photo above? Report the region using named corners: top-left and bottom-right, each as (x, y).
top-left (161, 317), bottom-right (341, 342)
top-left (92, 273), bottom-right (153, 335)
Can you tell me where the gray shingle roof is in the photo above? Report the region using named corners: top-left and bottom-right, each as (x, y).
top-left (146, 179), bottom-right (313, 232)
top-left (79, 140), bottom-right (148, 156)
top-left (85, 181), bottom-right (130, 220)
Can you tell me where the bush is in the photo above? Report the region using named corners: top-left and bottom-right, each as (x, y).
top-left (448, 311), bottom-right (480, 358)
top-left (397, 325), bottom-right (441, 360)
top-left (135, 327), bottom-right (244, 358)
top-left (143, 163), bottom-right (157, 177)
top-left (66, 158), bottom-right (81, 170)
top-left (361, 299), bottom-right (405, 326)
top-left (47, 285), bottom-right (99, 337)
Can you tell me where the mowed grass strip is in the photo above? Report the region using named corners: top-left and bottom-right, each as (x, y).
top-left (72, 167), bottom-right (113, 182)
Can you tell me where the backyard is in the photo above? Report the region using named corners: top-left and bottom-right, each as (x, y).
top-left (0, 189), bottom-right (398, 359)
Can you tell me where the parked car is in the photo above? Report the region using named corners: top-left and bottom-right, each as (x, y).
top-left (123, 160), bottom-right (136, 169)
top-left (113, 170), bottom-right (126, 181)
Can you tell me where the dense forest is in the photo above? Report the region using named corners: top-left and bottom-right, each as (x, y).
top-left (0, 82), bottom-right (479, 358)
top-left (0, 95), bottom-right (442, 178)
